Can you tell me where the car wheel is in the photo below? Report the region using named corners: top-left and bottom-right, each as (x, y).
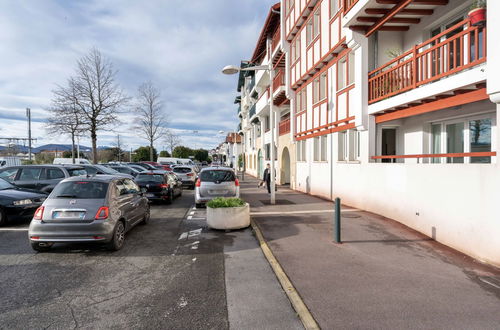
top-left (31, 242), bottom-right (53, 252)
top-left (191, 183), bottom-right (195, 190)
top-left (107, 221), bottom-right (125, 251)
top-left (195, 203), bottom-right (203, 209)
top-left (0, 208), bottom-right (7, 226)
top-left (140, 205), bottom-right (150, 225)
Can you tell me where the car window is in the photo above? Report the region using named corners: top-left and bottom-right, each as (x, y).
top-left (135, 174), bottom-right (164, 183)
top-left (0, 178), bottom-right (15, 190)
top-left (84, 166), bottom-right (98, 175)
top-left (0, 168), bottom-right (18, 181)
top-left (46, 168), bottom-right (65, 180)
top-left (95, 165), bottom-right (118, 174)
top-left (173, 167), bottom-right (191, 174)
top-left (114, 180), bottom-right (128, 196)
top-left (19, 168), bottom-right (42, 181)
top-left (66, 168), bottom-right (87, 177)
top-left (122, 179), bottom-right (139, 194)
top-left (50, 181), bottom-right (108, 199)
top-left (200, 170), bottom-right (235, 183)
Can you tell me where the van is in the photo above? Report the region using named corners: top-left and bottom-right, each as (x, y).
top-left (53, 158), bottom-right (91, 165)
top-left (0, 157), bottom-right (22, 167)
top-left (157, 157), bottom-right (180, 165)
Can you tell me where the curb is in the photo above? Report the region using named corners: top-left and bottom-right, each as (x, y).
top-left (251, 219), bottom-right (320, 330)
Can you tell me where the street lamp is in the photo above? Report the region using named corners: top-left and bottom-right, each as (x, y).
top-left (222, 44), bottom-right (277, 205)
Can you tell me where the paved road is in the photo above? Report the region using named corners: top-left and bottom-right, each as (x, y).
top-left (0, 190), bottom-right (301, 329)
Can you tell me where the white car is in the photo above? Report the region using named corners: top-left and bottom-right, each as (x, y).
top-left (194, 167), bottom-right (240, 208)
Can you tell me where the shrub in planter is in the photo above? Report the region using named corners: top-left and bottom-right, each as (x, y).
top-left (206, 197), bottom-right (250, 230)
top-left (469, 0), bottom-right (486, 26)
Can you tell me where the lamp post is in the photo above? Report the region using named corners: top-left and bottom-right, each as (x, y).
top-left (222, 41), bottom-right (277, 204)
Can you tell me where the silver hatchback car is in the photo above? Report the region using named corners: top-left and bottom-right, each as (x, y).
top-left (28, 175), bottom-right (150, 252)
top-left (194, 167), bottom-right (239, 208)
top-left (172, 166), bottom-right (197, 189)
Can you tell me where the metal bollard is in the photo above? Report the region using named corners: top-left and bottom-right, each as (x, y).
top-left (334, 197), bottom-right (341, 243)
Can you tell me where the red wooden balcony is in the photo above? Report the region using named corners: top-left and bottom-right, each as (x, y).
top-left (279, 118), bottom-right (291, 136)
top-left (273, 69), bottom-right (285, 91)
top-left (272, 28), bottom-right (281, 53)
top-left (343, 0), bottom-right (359, 14)
top-left (368, 19), bottom-right (486, 104)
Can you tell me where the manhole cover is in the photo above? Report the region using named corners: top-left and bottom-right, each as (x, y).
top-left (260, 199), bottom-right (296, 205)
top-left (342, 214), bottom-right (361, 218)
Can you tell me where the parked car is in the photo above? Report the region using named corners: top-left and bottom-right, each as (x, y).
top-left (127, 162), bottom-right (157, 171)
top-left (194, 167), bottom-right (240, 208)
top-left (0, 157), bottom-right (22, 168)
top-left (127, 164), bottom-right (148, 173)
top-left (134, 171), bottom-right (182, 204)
top-left (28, 175), bottom-right (150, 252)
top-left (172, 166), bottom-right (197, 189)
top-left (0, 165), bottom-right (87, 193)
top-left (64, 164), bottom-right (134, 179)
top-left (53, 158), bottom-right (91, 165)
top-left (0, 178), bottom-right (47, 226)
top-left (105, 165), bottom-right (141, 177)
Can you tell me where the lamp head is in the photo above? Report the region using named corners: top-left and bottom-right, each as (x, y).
top-left (222, 65), bottom-right (240, 75)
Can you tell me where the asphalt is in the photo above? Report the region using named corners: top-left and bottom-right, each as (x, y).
top-left (0, 188), bottom-right (301, 329)
top-left (241, 175), bottom-right (500, 329)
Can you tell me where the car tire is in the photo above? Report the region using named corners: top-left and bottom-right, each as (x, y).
top-left (195, 203), bottom-right (203, 209)
top-left (165, 190), bottom-right (173, 205)
top-left (31, 242), bottom-right (53, 252)
top-left (107, 221), bottom-right (125, 251)
top-left (191, 184), bottom-right (195, 190)
top-left (0, 208), bottom-right (7, 226)
top-left (140, 205), bottom-right (150, 225)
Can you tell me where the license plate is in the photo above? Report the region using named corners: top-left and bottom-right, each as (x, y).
top-left (209, 190), bottom-right (228, 195)
top-left (146, 193), bottom-right (155, 197)
top-left (53, 211), bottom-right (85, 219)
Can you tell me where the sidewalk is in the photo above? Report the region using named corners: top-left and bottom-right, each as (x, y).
top-left (240, 176), bottom-right (500, 329)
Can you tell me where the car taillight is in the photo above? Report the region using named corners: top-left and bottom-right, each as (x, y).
top-left (235, 178), bottom-right (240, 187)
top-left (195, 179), bottom-right (201, 187)
top-left (160, 184), bottom-right (169, 189)
top-left (33, 206), bottom-right (44, 220)
top-left (95, 206), bottom-right (109, 220)
top-left (187, 173), bottom-right (194, 176)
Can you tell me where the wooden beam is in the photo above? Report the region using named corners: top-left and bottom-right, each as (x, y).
top-left (351, 25), bottom-right (410, 32)
top-left (375, 88), bottom-right (488, 123)
top-left (376, 0), bottom-right (448, 4)
top-left (365, 8), bottom-right (434, 15)
top-left (366, 0), bottom-right (414, 37)
top-left (357, 16), bottom-right (420, 24)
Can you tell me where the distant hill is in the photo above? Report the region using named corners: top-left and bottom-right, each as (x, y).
top-left (0, 144), bottom-right (93, 153)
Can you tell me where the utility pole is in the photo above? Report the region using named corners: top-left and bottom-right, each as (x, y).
top-left (26, 108), bottom-right (32, 162)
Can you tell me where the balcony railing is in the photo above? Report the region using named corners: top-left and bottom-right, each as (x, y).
top-left (368, 19), bottom-right (486, 104)
top-left (343, 0), bottom-right (359, 14)
top-left (272, 28), bottom-right (281, 53)
top-left (273, 69), bottom-right (285, 91)
top-left (249, 104), bottom-right (256, 118)
top-left (279, 118), bottom-right (291, 136)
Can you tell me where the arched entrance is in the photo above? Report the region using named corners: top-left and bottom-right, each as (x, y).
top-left (257, 149), bottom-right (264, 178)
top-left (280, 147), bottom-right (290, 185)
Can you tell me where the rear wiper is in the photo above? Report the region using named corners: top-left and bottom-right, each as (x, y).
top-left (56, 194), bottom-right (77, 198)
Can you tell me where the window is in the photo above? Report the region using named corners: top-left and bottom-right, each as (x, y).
top-left (430, 115), bottom-right (493, 164)
top-left (51, 181), bottom-right (109, 199)
top-left (313, 137), bottom-right (320, 161)
top-left (123, 179), bottom-right (139, 194)
top-left (291, 36), bottom-right (300, 63)
top-left (314, 136), bottom-right (327, 161)
top-left (330, 0), bottom-right (339, 17)
top-left (265, 116), bottom-right (270, 131)
top-left (319, 72), bottom-right (327, 101)
top-left (46, 168), bottom-right (65, 180)
top-left (337, 52), bottom-right (355, 91)
top-left (19, 168), bottom-right (42, 181)
top-left (306, 9), bottom-right (320, 45)
top-left (297, 140), bottom-right (307, 161)
top-left (348, 52), bottom-right (355, 85)
top-left (296, 89), bottom-right (307, 113)
top-left (313, 77), bottom-right (320, 104)
top-left (285, 0), bottom-right (295, 17)
top-left (338, 129), bottom-right (360, 161)
top-left (265, 143), bottom-right (271, 160)
top-left (0, 168), bottom-right (19, 181)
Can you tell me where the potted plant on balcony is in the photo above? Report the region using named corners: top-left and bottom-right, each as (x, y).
top-left (206, 197), bottom-right (250, 230)
top-left (468, 0), bottom-right (486, 26)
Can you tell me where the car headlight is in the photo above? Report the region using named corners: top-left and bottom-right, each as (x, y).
top-left (13, 199), bottom-right (33, 206)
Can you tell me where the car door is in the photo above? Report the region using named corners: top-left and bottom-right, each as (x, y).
top-left (42, 167), bottom-right (66, 192)
top-left (14, 167), bottom-right (43, 190)
top-left (169, 174), bottom-right (182, 196)
top-left (114, 179), bottom-right (136, 229)
top-left (122, 179), bottom-right (143, 225)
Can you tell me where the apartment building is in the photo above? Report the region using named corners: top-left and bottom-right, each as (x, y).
top-left (235, 0), bottom-right (499, 266)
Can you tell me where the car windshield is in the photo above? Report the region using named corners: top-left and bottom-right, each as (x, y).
top-left (173, 167), bottom-right (191, 174)
top-left (135, 174), bottom-right (164, 183)
top-left (50, 181), bottom-right (108, 199)
top-left (0, 178), bottom-right (15, 190)
top-left (67, 168), bottom-right (87, 177)
top-left (95, 165), bottom-right (119, 174)
top-left (200, 170), bottom-right (235, 183)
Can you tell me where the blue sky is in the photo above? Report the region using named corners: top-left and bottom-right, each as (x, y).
top-left (0, 0), bottom-right (276, 151)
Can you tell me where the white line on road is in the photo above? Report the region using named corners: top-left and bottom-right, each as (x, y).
top-left (188, 229), bottom-right (202, 238)
top-left (190, 211), bottom-right (195, 215)
top-left (479, 278), bottom-right (500, 289)
top-left (250, 209), bottom-right (360, 216)
top-left (187, 216), bottom-right (192, 220)
top-left (0, 227), bottom-right (29, 231)
top-left (178, 232), bottom-right (188, 240)
top-left (187, 217), bottom-right (206, 220)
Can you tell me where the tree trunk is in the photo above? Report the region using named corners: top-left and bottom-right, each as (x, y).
top-left (71, 133), bottom-right (76, 164)
top-left (91, 128), bottom-right (98, 164)
top-left (150, 140), bottom-right (154, 162)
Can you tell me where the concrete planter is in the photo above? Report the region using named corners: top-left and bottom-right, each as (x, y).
top-left (207, 203), bottom-right (250, 230)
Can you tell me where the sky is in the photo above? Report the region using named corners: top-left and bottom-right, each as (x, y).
top-left (0, 0), bottom-right (276, 152)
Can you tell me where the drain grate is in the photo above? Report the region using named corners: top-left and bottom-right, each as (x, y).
top-left (260, 199), bottom-right (296, 205)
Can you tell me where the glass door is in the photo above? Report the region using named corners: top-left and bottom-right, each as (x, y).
top-left (431, 123), bottom-right (442, 163)
top-left (446, 122), bottom-right (464, 163)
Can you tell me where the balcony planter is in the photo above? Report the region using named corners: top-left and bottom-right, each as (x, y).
top-left (206, 197), bottom-right (250, 230)
top-left (468, 0), bottom-right (486, 26)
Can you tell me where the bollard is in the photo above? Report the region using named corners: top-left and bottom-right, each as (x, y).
top-left (334, 197), bottom-right (341, 243)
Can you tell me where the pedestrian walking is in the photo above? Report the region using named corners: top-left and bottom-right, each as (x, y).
top-left (263, 163), bottom-right (271, 194)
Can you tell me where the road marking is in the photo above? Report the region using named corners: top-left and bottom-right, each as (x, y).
top-left (187, 216), bottom-right (193, 220)
top-left (250, 209), bottom-right (360, 216)
top-left (188, 229), bottom-right (202, 238)
top-left (187, 217), bottom-right (206, 220)
top-left (189, 211), bottom-right (195, 215)
top-left (479, 278), bottom-right (500, 289)
top-left (192, 257), bottom-right (197, 262)
top-left (178, 232), bottom-right (188, 240)
top-left (0, 227), bottom-right (29, 231)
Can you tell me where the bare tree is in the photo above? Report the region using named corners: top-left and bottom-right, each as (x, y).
top-left (54, 48), bottom-right (128, 164)
top-left (164, 129), bottom-right (181, 155)
top-left (46, 84), bottom-right (85, 164)
top-left (134, 81), bottom-right (167, 161)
